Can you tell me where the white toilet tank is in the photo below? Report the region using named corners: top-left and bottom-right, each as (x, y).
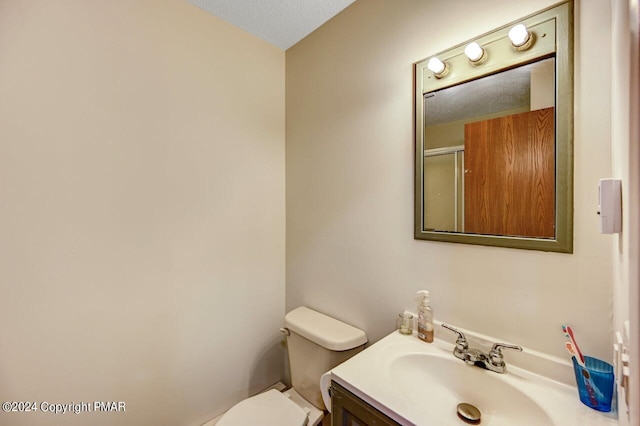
top-left (284, 307), bottom-right (367, 410)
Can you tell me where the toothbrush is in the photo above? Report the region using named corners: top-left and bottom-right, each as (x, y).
top-left (563, 327), bottom-right (601, 406)
top-left (562, 325), bottom-right (585, 365)
top-left (565, 342), bottom-right (585, 366)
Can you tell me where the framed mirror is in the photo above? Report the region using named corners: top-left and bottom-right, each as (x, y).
top-left (414, 1), bottom-right (573, 253)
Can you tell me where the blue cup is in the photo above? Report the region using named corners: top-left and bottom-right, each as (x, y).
top-left (571, 356), bottom-right (615, 412)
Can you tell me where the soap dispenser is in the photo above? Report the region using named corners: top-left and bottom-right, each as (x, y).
top-left (416, 290), bottom-right (434, 343)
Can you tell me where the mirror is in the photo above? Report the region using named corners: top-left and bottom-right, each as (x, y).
top-left (414, 1), bottom-right (573, 253)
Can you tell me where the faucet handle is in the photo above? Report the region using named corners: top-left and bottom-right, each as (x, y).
top-left (490, 342), bottom-right (523, 353)
top-left (489, 343), bottom-right (523, 367)
top-left (442, 324), bottom-right (469, 354)
top-left (442, 323), bottom-right (467, 341)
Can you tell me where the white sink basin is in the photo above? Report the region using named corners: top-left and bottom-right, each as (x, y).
top-left (326, 330), bottom-right (617, 425)
top-left (390, 353), bottom-right (552, 425)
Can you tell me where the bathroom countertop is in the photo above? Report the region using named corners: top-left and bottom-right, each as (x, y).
top-left (326, 331), bottom-right (618, 426)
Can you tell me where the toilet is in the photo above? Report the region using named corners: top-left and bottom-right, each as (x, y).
top-left (216, 306), bottom-right (367, 426)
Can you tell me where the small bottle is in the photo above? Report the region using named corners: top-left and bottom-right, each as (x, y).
top-left (416, 290), bottom-right (434, 343)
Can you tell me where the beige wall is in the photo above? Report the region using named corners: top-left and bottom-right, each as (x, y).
top-left (286, 0), bottom-right (613, 363)
top-left (530, 58), bottom-right (555, 110)
top-left (611, 0), bottom-right (639, 423)
top-left (0, 1), bottom-right (284, 425)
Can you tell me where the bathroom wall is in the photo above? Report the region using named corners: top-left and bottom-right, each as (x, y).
top-left (0, 1), bottom-right (284, 425)
top-left (286, 0), bottom-right (614, 364)
top-left (611, 0), bottom-right (640, 423)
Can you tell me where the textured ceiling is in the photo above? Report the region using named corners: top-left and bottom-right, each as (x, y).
top-left (186, 0), bottom-right (356, 50)
top-left (424, 58), bottom-right (556, 127)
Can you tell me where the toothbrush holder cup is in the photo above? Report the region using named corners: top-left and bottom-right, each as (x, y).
top-left (571, 356), bottom-right (615, 412)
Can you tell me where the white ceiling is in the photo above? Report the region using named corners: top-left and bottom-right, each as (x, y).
top-left (186, 0), bottom-right (356, 50)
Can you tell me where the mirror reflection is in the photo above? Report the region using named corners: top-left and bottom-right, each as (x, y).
top-left (414, 1), bottom-right (572, 252)
top-left (423, 57), bottom-right (556, 239)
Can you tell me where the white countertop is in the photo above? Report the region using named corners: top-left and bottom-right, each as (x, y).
top-left (326, 331), bottom-right (618, 425)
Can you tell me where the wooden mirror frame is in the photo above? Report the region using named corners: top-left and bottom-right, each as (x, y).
top-left (414, 1), bottom-right (573, 253)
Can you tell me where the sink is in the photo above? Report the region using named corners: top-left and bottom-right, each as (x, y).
top-left (390, 353), bottom-right (553, 425)
top-left (326, 330), bottom-right (617, 425)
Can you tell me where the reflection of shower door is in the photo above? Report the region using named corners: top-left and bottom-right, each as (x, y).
top-left (423, 146), bottom-right (464, 232)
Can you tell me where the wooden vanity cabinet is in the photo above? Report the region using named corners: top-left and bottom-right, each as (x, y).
top-left (330, 381), bottom-right (402, 426)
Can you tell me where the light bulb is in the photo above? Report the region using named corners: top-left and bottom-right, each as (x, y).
top-left (464, 42), bottom-right (485, 62)
top-left (508, 24), bottom-right (531, 48)
top-left (427, 57), bottom-right (447, 77)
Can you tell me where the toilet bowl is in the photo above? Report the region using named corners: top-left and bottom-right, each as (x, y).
top-left (216, 307), bottom-right (367, 426)
top-left (216, 389), bottom-right (322, 426)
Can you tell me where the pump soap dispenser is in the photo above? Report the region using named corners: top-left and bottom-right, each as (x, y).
top-left (416, 290), bottom-right (434, 343)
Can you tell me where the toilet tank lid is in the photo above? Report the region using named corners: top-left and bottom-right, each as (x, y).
top-left (285, 307), bottom-right (367, 351)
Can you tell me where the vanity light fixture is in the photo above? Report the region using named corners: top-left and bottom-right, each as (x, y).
top-left (508, 24), bottom-right (533, 50)
top-left (427, 57), bottom-right (448, 78)
top-left (464, 42), bottom-right (486, 64)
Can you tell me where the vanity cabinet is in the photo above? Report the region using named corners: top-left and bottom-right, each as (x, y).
top-left (330, 381), bottom-right (402, 426)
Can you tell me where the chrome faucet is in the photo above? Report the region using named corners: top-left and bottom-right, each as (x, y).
top-left (442, 323), bottom-right (522, 374)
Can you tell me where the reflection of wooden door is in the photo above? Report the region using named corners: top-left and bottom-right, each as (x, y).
top-left (464, 107), bottom-right (555, 238)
